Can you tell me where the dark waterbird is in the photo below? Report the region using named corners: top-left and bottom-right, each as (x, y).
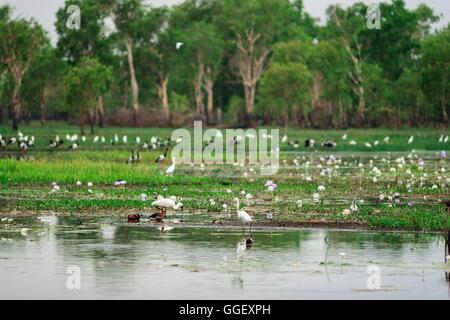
top-left (127, 214), bottom-right (141, 223)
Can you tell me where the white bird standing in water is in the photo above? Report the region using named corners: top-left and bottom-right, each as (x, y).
top-left (234, 198), bottom-right (252, 234)
top-left (165, 158), bottom-right (176, 175)
top-left (151, 198), bottom-right (183, 216)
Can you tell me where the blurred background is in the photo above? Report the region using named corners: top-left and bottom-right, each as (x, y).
top-left (0, 0), bottom-right (449, 132)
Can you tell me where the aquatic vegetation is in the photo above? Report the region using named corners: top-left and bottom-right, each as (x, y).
top-left (0, 125), bottom-right (449, 231)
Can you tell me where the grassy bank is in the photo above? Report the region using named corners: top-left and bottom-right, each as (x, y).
top-left (1, 122), bottom-right (449, 231)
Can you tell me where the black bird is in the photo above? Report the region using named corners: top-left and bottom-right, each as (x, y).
top-left (305, 139), bottom-right (315, 148)
top-left (289, 140), bottom-right (300, 148)
top-left (127, 150), bottom-right (140, 164)
top-left (49, 139), bottom-right (64, 149)
top-left (0, 136), bottom-right (7, 149)
top-left (127, 214), bottom-right (141, 223)
top-left (7, 137), bottom-right (16, 146)
top-left (321, 140), bottom-right (337, 148)
top-left (68, 141), bottom-right (79, 150)
top-left (155, 146), bottom-right (169, 163)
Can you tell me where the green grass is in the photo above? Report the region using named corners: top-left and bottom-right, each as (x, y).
top-left (1, 121), bottom-right (449, 231)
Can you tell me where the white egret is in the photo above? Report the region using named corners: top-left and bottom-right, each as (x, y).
top-left (233, 198), bottom-right (252, 235)
top-left (151, 198), bottom-right (183, 217)
top-left (165, 158), bottom-right (176, 175)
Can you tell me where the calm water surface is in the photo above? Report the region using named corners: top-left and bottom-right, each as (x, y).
top-left (0, 215), bottom-right (449, 299)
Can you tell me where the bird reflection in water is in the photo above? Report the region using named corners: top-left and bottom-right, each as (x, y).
top-left (232, 237), bottom-right (254, 290)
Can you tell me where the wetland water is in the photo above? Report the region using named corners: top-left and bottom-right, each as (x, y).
top-left (0, 216), bottom-right (449, 299)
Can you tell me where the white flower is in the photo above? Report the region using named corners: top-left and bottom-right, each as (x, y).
top-left (140, 193), bottom-right (148, 201)
top-left (76, 181), bottom-right (82, 186)
top-left (313, 193), bottom-right (320, 203)
top-left (87, 182), bottom-right (93, 187)
top-left (318, 185), bottom-right (325, 192)
top-left (350, 204), bottom-right (358, 213)
top-left (342, 209), bottom-right (351, 215)
top-left (296, 200), bottom-right (303, 208)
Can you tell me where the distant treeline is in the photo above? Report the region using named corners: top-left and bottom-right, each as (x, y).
top-left (0, 0), bottom-right (449, 132)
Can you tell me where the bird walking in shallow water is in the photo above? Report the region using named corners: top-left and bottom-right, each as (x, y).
top-left (234, 198), bottom-right (252, 236)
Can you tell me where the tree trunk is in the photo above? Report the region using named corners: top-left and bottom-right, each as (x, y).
top-left (357, 85), bottom-right (365, 126)
top-left (234, 29), bottom-right (270, 127)
top-left (204, 66), bottom-right (214, 124)
top-left (442, 95), bottom-right (448, 128)
top-left (125, 37), bottom-right (139, 123)
top-left (11, 81), bottom-right (22, 131)
top-left (158, 74), bottom-right (169, 120)
top-left (216, 108), bottom-right (222, 124)
top-left (194, 63), bottom-right (205, 117)
top-left (88, 107), bottom-right (96, 134)
top-left (338, 100), bottom-right (344, 129)
top-left (0, 70), bottom-right (7, 124)
top-left (243, 84), bottom-right (256, 126)
top-left (40, 88), bottom-right (46, 126)
top-left (97, 96), bottom-right (105, 128)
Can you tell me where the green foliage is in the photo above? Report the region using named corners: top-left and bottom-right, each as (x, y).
top-left (64, 58), bottom-right (113, 116)
top-left (0, 1), bottom-right (448, 128)
top-left (420, 28), bottom-right (450, 122)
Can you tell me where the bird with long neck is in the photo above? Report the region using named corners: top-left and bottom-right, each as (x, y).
top-left (151, 197), bottom-right (183, 219)
top-left (234, 198), bottom-right (253, 236)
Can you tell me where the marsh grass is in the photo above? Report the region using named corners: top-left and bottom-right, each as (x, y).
top-left (0, 122), bottom-right (449, 231)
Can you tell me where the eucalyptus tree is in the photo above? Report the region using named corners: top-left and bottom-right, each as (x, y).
top-left (325, 3), bottom-right (369, 126)
top-left (104, 0), bottom-right (145, 122)
top-left (0, 7), bottom-right (46, 130)
top-left (180, 22), bottom-right (224, 123)
top-left (420, 28), bottom-right (450, 126)
top-left (64, 58), bottom-right (113, 134)
top-left (220, 0), bottom-right (298, 127)
top-left (56, 0), bottom-right (112, 126)
top-left (142, 6), bottom-right (176, 118)
top-left (22, 45), bottom-right (62, 126)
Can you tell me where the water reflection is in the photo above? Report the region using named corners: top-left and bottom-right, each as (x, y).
top-left (0, 216), bottom-right (449, 299)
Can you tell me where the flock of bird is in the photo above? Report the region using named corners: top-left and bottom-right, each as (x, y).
top-left (2, 130), bottom-right (449, 154)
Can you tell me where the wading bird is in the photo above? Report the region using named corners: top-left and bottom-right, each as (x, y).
top-left (234, 198), bottom-right (252, 235)
top-left (155, 146), bottom-right (170, 163)
top-left (305, 139), bottom-right (315, 148)
top-left (127, 214), bottom-right (141, 223)
top-left (151, 197), bottom-right (183, 219)
top-left (165, 158), bottom-right (176, 175)
top-left (68, 142), bottom-right (79, 150)
top-left (126, 150), bottom-right (140, 164)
